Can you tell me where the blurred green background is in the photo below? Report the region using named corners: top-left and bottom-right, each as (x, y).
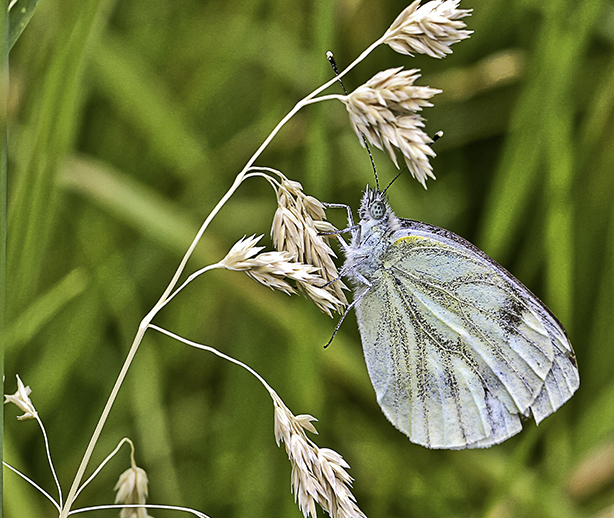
top-left (4, 0), bottom-right (614, 516)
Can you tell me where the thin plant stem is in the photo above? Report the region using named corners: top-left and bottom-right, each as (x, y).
top-left (60, 322), bottom-right (147, 518)
top-left (303, 93), bottom-right (345, 105)
top-left (245, 166), bottom-right (286, 179)
top-left (2, 461), bottom-right (61, 512)
top-left (149, 324), bottom-right (277, 399)
top-left (156, 263), bottom-right (222, 313)
top-left (68, 503), bottom-right (211, 518)
top-left (73, 438), bottom-right (133, 502)
top-left (36, 415), bottom-right (63, 509)
top-left (60, 34), bottom-right (386, 518)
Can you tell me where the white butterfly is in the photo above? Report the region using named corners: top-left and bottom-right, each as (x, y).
top-left (337, 187), bottom-right (579, 449)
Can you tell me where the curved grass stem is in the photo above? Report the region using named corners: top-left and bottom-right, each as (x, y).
top-left (59, 35), bottom-right (385, 518)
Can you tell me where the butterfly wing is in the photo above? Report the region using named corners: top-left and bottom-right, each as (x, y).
top-left (355, 220), bottom-right (579, 449)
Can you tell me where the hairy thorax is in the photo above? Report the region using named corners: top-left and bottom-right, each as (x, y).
top-left (343, 221), bottom-right (396, 286)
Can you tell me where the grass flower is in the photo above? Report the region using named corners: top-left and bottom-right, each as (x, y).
top-left (383, 0), bottom-right (472, 59)
top-left (341, 67), bottom-right (441, 187)
top-left (270, 179), bottom-right (348, 314)
top-left (4, 374), bottom-right (37, 420)
top-left (315, 1), bottom-right (471, 187)
top-left (149, 325), bottom-right (367, 518)
top-left (272, 393), bottom-right (366, 518)
top-left (114, 465), bottom-right (152, 518)
top-left (219, 234), bottom-right (346, 316)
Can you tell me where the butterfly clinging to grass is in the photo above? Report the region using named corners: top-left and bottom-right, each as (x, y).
top-left (333, 185), bottom-right (579, 449)
top-left (308, 2), bottom-right (579, 449)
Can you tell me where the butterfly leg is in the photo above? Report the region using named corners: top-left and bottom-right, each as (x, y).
top-left (319, 226), bottom-right (360, 252)
top-left (322, 201), bottom-right (355, 228)
top-left (324, 276), bottom-right (372, 348)
top-left (321, 202), bottom-right (360, 251)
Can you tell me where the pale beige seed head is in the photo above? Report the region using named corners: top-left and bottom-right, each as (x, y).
top-left (219, 234), bottom-right (264, 270)
top-left (4, 374), bottom-right (37, 421)
top-left (114, 466), bottom-right (152, 518)
top-left (221, 235), bottom-right (321, 294)
top-left (343, 67), bottom-right (441, 188)
top-left (384, 0), bottom-right (472, 59)
top-left (270, 180), bottom-right (347, 314)
top-left (271, 394), bottom-right (366, 518)
top-left (246, 251), bottom-right (321, 296)
top-left (298, 281), bottom-right (348, 318)
top-left (220, 235), bottom-right (345, 316)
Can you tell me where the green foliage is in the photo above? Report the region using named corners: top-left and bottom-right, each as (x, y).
top-left (5, 0), bottom-right (614, 516)
top-left (8, 0), bottom-right (42, 50)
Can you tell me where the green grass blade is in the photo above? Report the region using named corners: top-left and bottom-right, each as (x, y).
top-left (7, 0), bottom-right (114, 314)
top-left (8, 0), bottom-right (41, 50)
top-left (4, 268), bottom-right (88, 352)
top-left (1, 0), bottom-right (9, 507)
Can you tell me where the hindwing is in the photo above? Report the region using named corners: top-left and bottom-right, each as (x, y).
top-left (355, 221), bottom-right (579, 449)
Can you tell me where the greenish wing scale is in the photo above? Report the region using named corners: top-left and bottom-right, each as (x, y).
top-left (355, 229), bottom-right (578, 449)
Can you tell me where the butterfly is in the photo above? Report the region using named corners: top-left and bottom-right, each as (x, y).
top-left (337, 186), bottom-right (579, 449)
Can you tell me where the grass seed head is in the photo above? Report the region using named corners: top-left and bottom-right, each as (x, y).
top-left (384, 0), bottom-right (472, 59)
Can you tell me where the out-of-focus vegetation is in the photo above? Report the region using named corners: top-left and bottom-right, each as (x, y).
top-left (4, 0), bottom-right (614, 516)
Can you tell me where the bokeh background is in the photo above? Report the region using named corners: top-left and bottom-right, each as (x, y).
top-left (4, 0), bottom-right (614, 516)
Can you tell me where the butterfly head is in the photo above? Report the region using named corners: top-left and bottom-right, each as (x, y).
top-left (358, 186), bottom-right (400, 234)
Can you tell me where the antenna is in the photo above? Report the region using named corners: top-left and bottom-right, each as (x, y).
top-left (381, 131), bottom-right (443, 195)
top-left (327, 50), bottom-right (379, 191)
top-left (326, 51), bottom-right (348, 95)
top-left (432, 130), bottom-right (444, 142)
top-left (382, 167), bottom-right (406, 195)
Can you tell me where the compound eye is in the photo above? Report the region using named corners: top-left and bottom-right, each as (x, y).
top-left (370, 201), bottom-right (386, 220)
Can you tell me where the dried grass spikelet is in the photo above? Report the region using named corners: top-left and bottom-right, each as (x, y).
top-left (220, 234), bottom-right (346, 316)
top-left (383, 0), bottom-right (472, 59)
top-left (272, 393), bottom-right (366, 518)
top-left (114, 465), bottom-right (152, 518)
top-left (271, 179), bottom-right (347, 314)
top-left (4, 374), bottom-right (37, 420)
top-left (341, 67), bottom-right (441, 188)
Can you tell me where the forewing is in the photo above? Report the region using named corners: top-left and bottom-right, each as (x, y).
top-left (356, 224), bottom-right (578, 449)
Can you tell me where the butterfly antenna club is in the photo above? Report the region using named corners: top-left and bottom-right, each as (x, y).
top-left (327, 50), bottom-right (379, 191)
